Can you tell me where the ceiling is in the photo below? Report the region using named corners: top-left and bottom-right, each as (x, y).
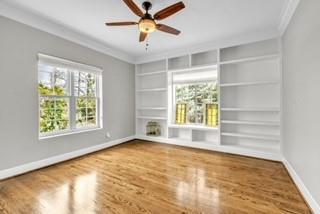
top-left (2, 0), bottom-right (291, 62)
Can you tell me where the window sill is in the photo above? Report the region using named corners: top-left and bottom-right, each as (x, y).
top-left (39, 127), bottom-right (103, 140)
top-left (168, 124), bottom-right (219, 131)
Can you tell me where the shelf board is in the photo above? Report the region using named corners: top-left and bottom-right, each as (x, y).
top-left (220, 54), bottom-right (279, 65)
top-left (220, 81), bottom-right (279, 87)
top-left (221, 120), bottom-right (280, 126)
top-left (168, 137), bottom-right (191, 141)
top-left (137, 88), bottom-right (167, 92)
top-left (192, 140), bottom-right (218, 144)
top-left (168, 63), bottom-right (217, 73)
top-left (137, 107), bottom-right (167, 111)
top-left (221, 132), bottom-right (280, 141)
top-left (221, 108), bottom-right (280, 112)
top-left (136, 70), bottom-right (166, 77)
top-left (137, 116), bottom-right (167, 120)
top-left (221, 143), bottom-right (280, 154)
top-left (136, 135), bottom-right (168, 142)
top-left (168, 124), bottom-right (219, 131)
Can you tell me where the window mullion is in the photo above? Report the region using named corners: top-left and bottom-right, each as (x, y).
top-left (96, 75), bottom-right (101, 127)
top-left (70, 71), bottom-right (76, 130)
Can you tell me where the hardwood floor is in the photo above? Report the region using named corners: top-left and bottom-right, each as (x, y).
top-left (0, 140), bottom-right (311, 214)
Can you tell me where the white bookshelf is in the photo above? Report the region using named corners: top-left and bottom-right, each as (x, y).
top-left (136, 60), bottom-right (168, 138)
top-left (135, 38), bottom-right (282, 161)
top-left (219, 39), bottom-right (281, 157)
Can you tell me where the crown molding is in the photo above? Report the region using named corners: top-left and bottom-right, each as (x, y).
top-left (0, 1), bottom-right (135, 64)
top-left (278, 0), bottom-right (300, 35)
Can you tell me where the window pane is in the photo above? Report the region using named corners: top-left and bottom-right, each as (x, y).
top-left (53, 68), bottom-right (69, 96)
top-left (74, 71), bottom-right (96, 97)
top-left (38, 66), bottom-right (69, 96)
top-left (76, 97), bottom-right (97, 128)
top-left (39, 97), bottom-right (70, 133)
top-left (87, 117), bottom-right (96, 126)
top-left (175, 82), bottom-right (218, 125)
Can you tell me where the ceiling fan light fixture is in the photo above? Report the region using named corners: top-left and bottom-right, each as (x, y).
top-left (139, 19), bottom-right (156, 33)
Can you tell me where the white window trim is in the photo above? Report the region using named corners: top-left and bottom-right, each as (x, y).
top-left (38, 54), bottom-right (103, 140)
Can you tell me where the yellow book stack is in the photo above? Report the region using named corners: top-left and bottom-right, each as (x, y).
top-left (176, 103), bottom-right (187, 124)
top-left (206, 104), bottom-right (218, 127)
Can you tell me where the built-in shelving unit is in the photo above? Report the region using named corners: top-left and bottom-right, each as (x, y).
top-left (136, 59), bottom-right (168, 138)
top-left (219, 39), bottom-right (281, 159)
top-left (135, 38), bottom-right (282, 161)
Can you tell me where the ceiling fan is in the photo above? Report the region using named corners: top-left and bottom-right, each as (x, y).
top-left (105, 0), bottom-right (185, 42)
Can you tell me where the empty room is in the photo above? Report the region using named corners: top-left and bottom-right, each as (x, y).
top-left (0, 0), bottom-right (319, 213)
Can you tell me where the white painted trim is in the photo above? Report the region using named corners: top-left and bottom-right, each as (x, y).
top-left (282, 158), bottom-right (320, 213)
top-left (278, 0), bottom-right (300, 35)
top-left (38, 53), bottom-right (103, 74)
top-left (0, 1), bottom-right (135, 63)
top-left (0, 135), bottom-right (135, 180)
top-left (136, 135), bottom-right (282, 161)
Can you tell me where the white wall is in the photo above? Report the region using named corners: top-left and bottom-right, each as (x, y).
top-left (282, 0), bottom-right (320, 208)
top-left (0, 16), bottom-right (135, 170)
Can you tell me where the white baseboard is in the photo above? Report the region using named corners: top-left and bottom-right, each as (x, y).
top-left (136, 135), bottom-right (282, 161)
top-left (0, 135), bottom-right (135, 180)
top-left (283, 158), bottom-right (320, 213)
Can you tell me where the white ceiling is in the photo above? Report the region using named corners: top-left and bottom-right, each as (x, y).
top-left (2, 0), bottom-right (290, 62)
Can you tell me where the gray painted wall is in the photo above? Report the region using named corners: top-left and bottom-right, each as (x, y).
top-left (0, 16), bottom-right (135, 170)
top-left (282, 0), bottom-right (320, 206)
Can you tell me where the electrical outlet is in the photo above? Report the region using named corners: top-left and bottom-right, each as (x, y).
top-left (105, 132), bottom-right (111, 138)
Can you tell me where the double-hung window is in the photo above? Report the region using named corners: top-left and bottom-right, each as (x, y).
top-left (38, 54), bottom-right (102, 138)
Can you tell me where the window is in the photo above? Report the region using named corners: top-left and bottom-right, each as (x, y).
top-left (38, 54), bottom-right (102, 138)
top-left (172, 67), bottom-right (218, 126)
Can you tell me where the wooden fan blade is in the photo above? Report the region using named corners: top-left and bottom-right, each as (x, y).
top-left (106, 22), bottom-right (138, 26)
top-left (139, 32), bottom-right (148, 42)
top-left (154, 2), bottom-right (185, 20)
top-left (156, 24), bottom-right (181, 35)
top-left (123, 0), bottom-right (144, 17)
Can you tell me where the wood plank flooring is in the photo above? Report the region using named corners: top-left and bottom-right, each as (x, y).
top-left (0, 140), bottom-right (311, 213)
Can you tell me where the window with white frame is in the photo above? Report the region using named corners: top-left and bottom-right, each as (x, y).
top-left (38, 54), bottom-right (102, 138)
top-left (172, 67), bottom-right (218, 126)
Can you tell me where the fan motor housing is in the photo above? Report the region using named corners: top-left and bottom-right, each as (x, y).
top-left (142, 1), bottom-right (152, 11)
